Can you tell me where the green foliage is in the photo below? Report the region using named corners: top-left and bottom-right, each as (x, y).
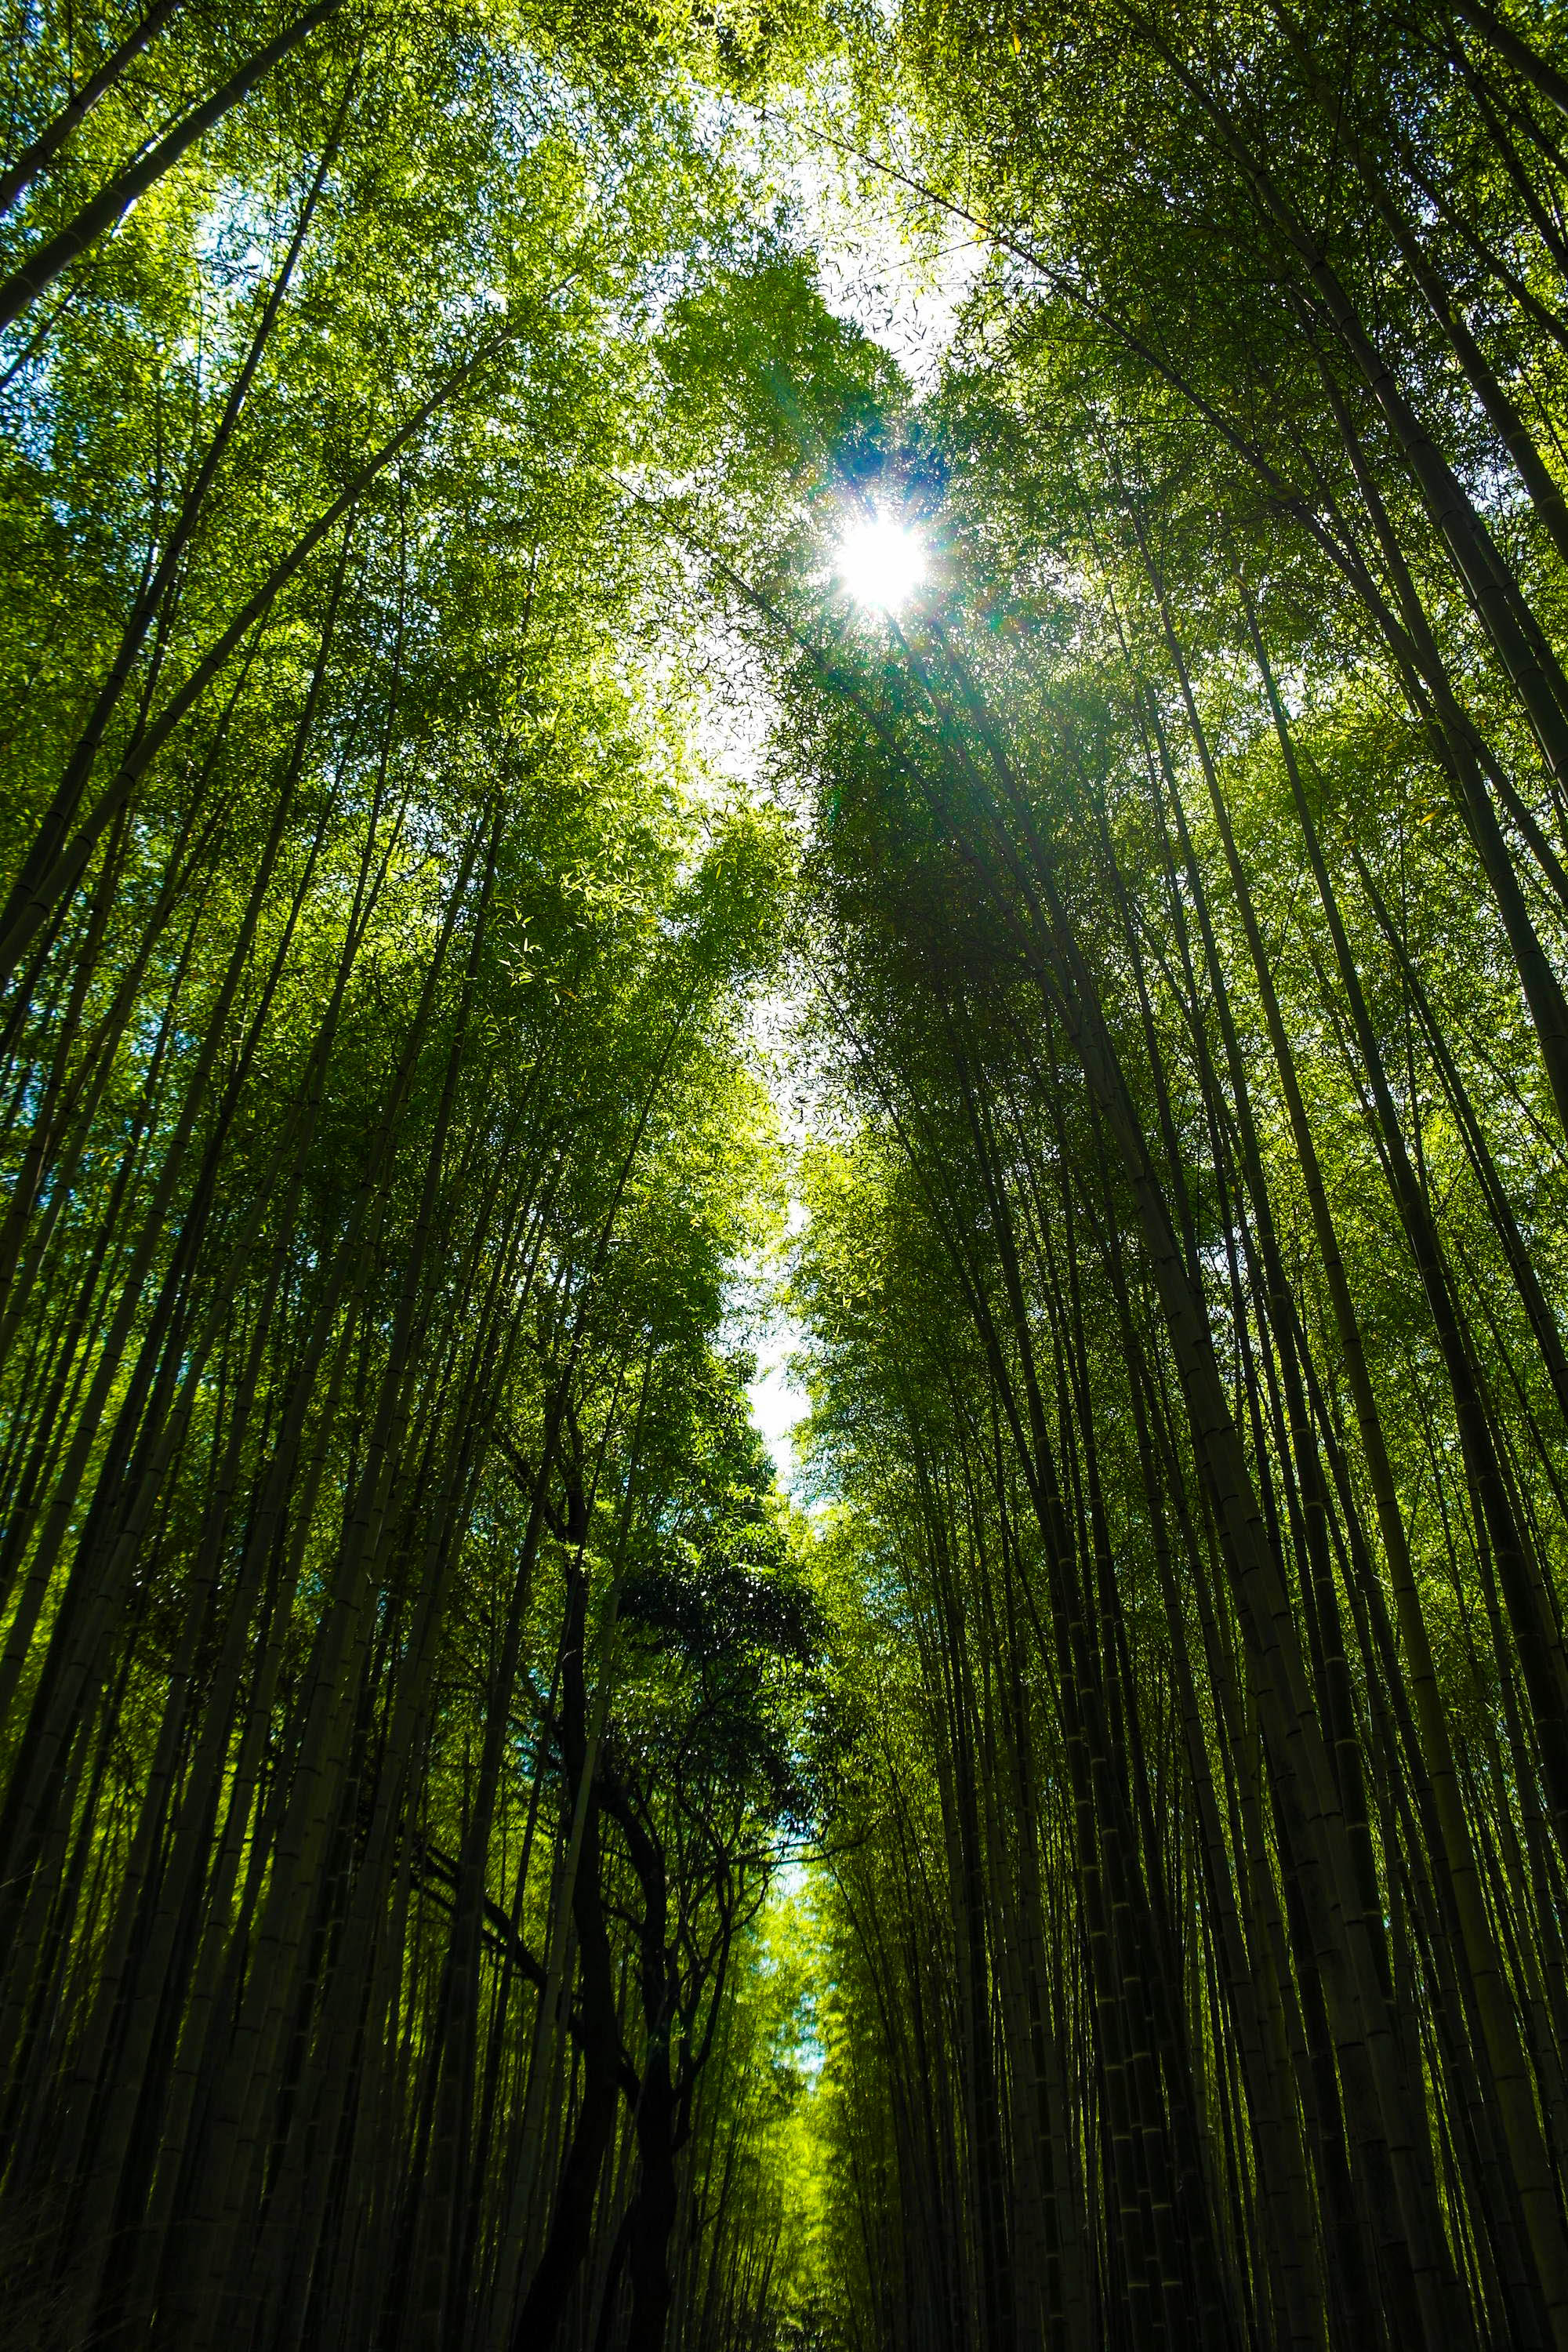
top-left (13, 1), bottom-right (1568, 2349)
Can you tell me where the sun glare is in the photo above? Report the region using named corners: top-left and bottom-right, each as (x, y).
top-left (837, 514), bottom-right (928, 615)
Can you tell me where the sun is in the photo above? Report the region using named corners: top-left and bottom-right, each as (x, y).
top-left (837, 513), bottom-right (928, 615)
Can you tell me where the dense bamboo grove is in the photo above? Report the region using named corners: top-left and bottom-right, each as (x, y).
top-left (13, 0), bottom-right (1568, 2349)
top-left (780, 5), bottom-right (1568, 2350)
top-left (0, 7), bottom-right (827, 2346)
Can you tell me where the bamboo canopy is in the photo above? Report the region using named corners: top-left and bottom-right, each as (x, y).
top-left (9, 4), bottom-right (1568, 2350)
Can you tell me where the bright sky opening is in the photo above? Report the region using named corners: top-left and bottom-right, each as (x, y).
top-left (837, 513), bottom-right (928, 613)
